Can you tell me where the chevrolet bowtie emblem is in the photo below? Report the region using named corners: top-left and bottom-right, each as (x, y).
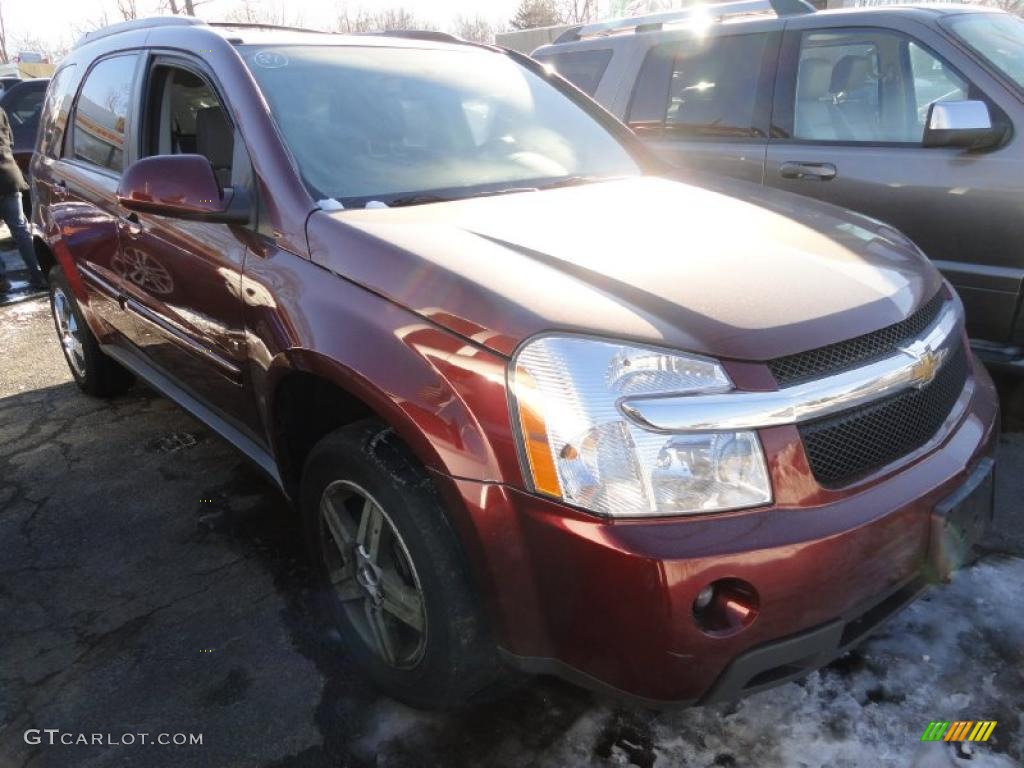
top-left (902, 343), bottom-right (946, 389)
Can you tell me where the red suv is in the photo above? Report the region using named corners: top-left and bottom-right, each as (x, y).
top-left (31, 17), bottom-right (998, 708)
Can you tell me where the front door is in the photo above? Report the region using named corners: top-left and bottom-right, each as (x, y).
top-left (765, 21), bottom-right (1024, 345)
top-left (117, 57), bottom-right (261, 434)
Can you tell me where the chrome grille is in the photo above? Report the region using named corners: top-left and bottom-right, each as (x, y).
top-left (769, 291), bottom-right (946, 387)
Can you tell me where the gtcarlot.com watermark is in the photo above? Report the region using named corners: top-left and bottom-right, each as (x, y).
top-left (25, 729), bottom-right (202, 747)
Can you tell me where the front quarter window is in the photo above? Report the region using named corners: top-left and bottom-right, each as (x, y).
top-left (240, 44), bottom-right (640, 207)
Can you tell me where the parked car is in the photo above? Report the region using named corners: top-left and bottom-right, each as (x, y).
top-left (534, 0), bottom-right (1024, 373)
top-left (0, 77), bottom-right (48, 216)
top-left (32, 16), bottom-right (998, 709)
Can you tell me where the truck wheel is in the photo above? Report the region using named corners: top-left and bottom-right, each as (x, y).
top-left (300, 420), bottom-right (503, 709)
top-left (48, 265), bottom-right (133, 397)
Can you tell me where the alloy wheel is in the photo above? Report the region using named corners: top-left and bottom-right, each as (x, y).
top-left (318, 480), bottom-right (428, 669)
top-left (53, 287), bottom-right (86, 379)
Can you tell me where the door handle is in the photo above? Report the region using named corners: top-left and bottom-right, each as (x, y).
top-left (119, 211), bottom-right (142, 236)
top-left (780, 162), bottom-right (837, 181)
top-left (54, 179), bottom-right (69, 200)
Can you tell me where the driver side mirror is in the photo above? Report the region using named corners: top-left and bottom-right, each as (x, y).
top-left (117, 154), bottom-right (250, 224)
top-left (923, 100), bottom-right (1002, 150)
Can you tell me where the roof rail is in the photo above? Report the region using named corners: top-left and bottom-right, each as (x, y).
top-left (74, 15), bottom-right (203, 49)
top-left (207, 22), bottom-right (330, 35)
top-left (552, 0), bottom-right (814, 43)
top-left (362, 30), bottom-right (465, 43)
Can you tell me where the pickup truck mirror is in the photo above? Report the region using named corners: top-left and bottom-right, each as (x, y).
top-left (923, 100), bottom-right (1001, 150)
top-left (117, 154), bottom-right (250, 224)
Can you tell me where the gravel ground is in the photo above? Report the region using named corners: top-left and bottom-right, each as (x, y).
top-left (1, 292), bottom-right (1022, 768)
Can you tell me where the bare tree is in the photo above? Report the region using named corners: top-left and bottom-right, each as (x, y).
top-left (224, 0), bottom-right (305, 26)
top-left (452, 14), bottom-right (494, 43)
top-left (559, 0), bottom-right (597, 24)
top-left (116, 0), bottom-right (139, 21)
top-left (335, 5), bottom-right (436, 33)
top-left (163, 0), bottom-right (212, 17)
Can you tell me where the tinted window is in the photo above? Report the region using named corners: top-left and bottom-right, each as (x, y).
top-left (793, 30), bottom-right (968, 143)
top-left (541, 49), bottom-right (612, 96)
top-left (72, 54), bottom-right (137, 173)
top-left (241, 46), bottom-right (640, 207)
top-left (38, 66), bottom-right (77, 158)
top-left (629, 34), bottom-right (768, 138)
top-left (3, 85), bottom-right (45, 148)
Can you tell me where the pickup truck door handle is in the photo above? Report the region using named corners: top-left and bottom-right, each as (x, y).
top-left (54, 179), bottom-right (69, 200)
top-left (779, 162), bottom-right (837, 181)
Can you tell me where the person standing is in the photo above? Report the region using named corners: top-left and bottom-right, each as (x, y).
top-left (0, 104), bottom-right (45, 293)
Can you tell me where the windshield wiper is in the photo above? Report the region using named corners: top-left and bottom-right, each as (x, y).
top-left (372, 187), bottom-right (540, 208)
top-left (536, 174), bottom-right (621, 191)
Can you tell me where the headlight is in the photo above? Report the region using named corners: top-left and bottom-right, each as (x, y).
top-left (510, 335), bottom-right (771, 518)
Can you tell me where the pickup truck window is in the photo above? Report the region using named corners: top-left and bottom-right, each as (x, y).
top-left (240, 45), bottom-right (640, 207)
top-left (792, 30), bottom-right (966, 143)
top-left (629, 34), bottom-right (769, 138)
top-left (538, 49), bottom-right (612, 96)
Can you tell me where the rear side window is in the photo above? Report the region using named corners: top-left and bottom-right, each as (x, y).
top-left (37, 65), bottom-right (77, 158)
top-left (629, 34), bottom-right (769, 138)
top-left (541, 49), bottom-right (612, 96)
top-left (71, 54), bottom-right (138, 173)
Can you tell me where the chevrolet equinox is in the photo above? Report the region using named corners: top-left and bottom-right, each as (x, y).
top-left (31, 16), bottom-right (998, 708)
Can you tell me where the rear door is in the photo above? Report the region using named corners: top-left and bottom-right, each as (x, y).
top-left (48, 53), bottom-right (141, 342)
top-left (765, 18), bottom-right (1024, 345)
top-left (625, 24), bottom-right (781, 184)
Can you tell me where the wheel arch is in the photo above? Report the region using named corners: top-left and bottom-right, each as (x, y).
top-left (265, 347), bottom-right (500, 500)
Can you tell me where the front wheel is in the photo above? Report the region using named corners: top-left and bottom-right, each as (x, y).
top-left (301, 420), bottom-right (503, 709)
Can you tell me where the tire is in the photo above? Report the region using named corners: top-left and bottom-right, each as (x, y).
top-left (49, 264), bottom-right (134, 397)
top-left (300, 420), bottom-right (503, 709)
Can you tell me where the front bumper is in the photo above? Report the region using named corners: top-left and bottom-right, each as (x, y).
top-left (436, 355), bottom-right (1000, 705)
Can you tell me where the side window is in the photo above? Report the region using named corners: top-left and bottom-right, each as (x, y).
top-left (666, 34), bottom-right (768, 137)
top-left (542, 49), bottom-right (613, 96)
top-left (144, 65), bottom-right (234, 188)
top-left (629, 34), bottom-right (769, 138)
top-left (4, 86), bottom-right (46, 147)
top-left (38, 65), bottom-right (78, 158)
top-left (908, 41), bottom-right (968, 128)
top-left (792, 29), bottom-right (969, 143)
top-left (71, 54), bottom-right (138, 173)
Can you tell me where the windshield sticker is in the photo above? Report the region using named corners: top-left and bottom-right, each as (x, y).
top-left (253, 50), bottom-right (289, 69)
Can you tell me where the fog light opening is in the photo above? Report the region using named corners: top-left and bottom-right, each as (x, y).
top-left (692, 578), bottom-right (760, 637)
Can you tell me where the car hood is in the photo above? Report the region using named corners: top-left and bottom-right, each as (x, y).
top-left (306, 176), bottom-right (942, 361)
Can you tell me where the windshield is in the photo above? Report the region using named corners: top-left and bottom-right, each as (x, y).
top-left (945, 13), bottom-right (1024, 92)
top-left (240, 44), bottom-right (641, 207)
